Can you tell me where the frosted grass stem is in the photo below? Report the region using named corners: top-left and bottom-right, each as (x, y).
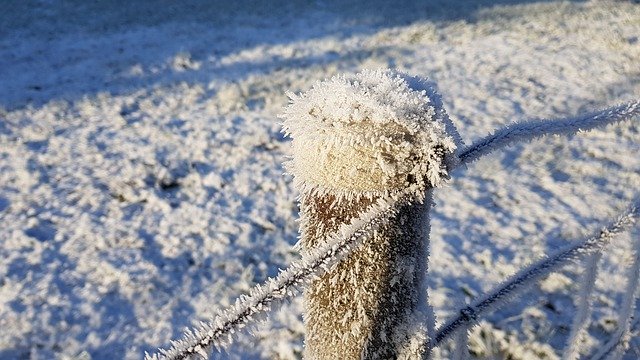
top-left (450, 326), bottom-right (470, 360)
top-left (589, 228), bottom-right (640, 360)
top-left (562, 251), bottom-right (602, 360)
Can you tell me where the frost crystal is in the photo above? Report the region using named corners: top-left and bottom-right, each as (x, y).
top-left (281, 69), bottom-right (461, 198)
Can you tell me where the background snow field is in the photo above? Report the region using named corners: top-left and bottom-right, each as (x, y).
top-left (1, 1), bottom-right (639, 359)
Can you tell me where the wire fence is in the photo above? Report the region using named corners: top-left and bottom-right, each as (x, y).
top-left (148, 99), bottom-right (640, 360)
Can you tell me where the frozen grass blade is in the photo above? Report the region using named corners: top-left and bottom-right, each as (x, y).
top-left (589, 228), bottom-right (640, 360)
top-left (457, 101), bottom-right (640, 166)
top-left (451, 326), bottom-right (470, 360)
top-left (433, 196), bottom-right (640, 348)
top-left (146, 187), bottom-right (420, 360)
top-left (562, 251), bottom-right (602, 360)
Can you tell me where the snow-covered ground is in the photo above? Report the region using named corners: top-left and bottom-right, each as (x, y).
top-left (1, 1), bottom-right (639, 359)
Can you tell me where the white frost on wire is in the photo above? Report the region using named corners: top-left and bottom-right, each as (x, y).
top-left (562, 251), bottom-right (602, 360)
top-left (433, 196), bottom-right (640, 348)
top-left (589, 228), bottom-right (640, 360)
top-left (457, 100), bottom-right (640, 166)
top-left (145, 186), bottom-right (422, 360)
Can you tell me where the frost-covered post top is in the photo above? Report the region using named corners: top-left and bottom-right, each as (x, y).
top-left (280, 69), bottom-right (461, 198)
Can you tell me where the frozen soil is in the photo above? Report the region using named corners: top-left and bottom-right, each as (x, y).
top-left (0, 1), bottom-right (639, 359)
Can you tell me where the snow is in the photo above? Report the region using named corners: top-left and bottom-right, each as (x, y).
top-left (1, 1), bottom-right (639, 359)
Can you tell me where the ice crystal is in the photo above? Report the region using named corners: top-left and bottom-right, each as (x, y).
top-left (280, 69), bottom-right (461, 199)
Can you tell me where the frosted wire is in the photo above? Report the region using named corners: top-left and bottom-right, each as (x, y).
top-left (433, 197), bottom-right (640, 347)
top-left (146, 187), bottom-right (420, 360)
top-left (457, 101), bottom-right (640, 166)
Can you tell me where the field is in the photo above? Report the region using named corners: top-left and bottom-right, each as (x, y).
top-left (1, 1), bottom-right (639, 359)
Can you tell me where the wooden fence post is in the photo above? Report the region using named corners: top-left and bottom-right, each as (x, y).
top-left (281, 69), bottom-right (460, 359)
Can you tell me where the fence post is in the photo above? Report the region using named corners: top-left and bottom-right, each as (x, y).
top-left (281, 69), bottom-right (460, 359)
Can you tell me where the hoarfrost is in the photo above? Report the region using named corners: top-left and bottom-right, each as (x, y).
top-left (280, 69), bottom-right (461, 199)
